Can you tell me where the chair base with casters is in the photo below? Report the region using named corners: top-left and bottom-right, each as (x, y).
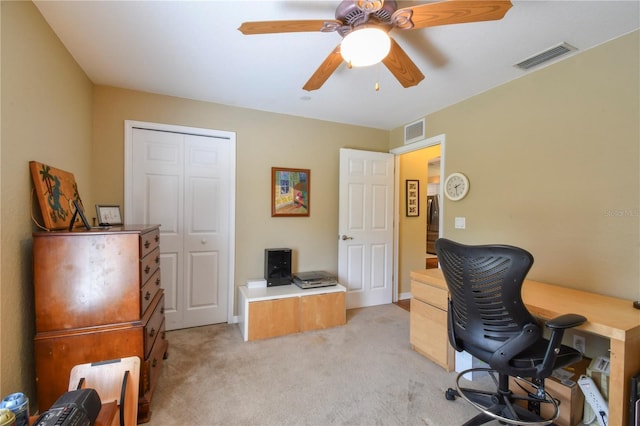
top-left (445, 368), bottom-right (561, 426)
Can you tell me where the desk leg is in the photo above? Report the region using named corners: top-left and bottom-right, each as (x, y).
top-left (609, 336), bottom-right (640, 426)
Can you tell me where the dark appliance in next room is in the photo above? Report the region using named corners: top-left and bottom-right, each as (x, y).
top-left (264, 248), bottom-right (292, 286)
top-left (426, 195), bottom-right (440, 255)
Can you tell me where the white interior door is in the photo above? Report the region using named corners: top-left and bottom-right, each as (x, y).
top-left (338, 148), bottom-right (394, 309)
top-left (126, 123), bottom-right (235, 330)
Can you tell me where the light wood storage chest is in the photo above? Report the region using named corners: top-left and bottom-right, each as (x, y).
top-left (410, 269), bottom-right (455, 371)
top-left (238, 284), bottom-right (347, 341)
top-left (33, 225), bottom-right (168, 423)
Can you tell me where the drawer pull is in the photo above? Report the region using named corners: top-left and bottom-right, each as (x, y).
top-left (144, 265), bottom-right (150, 274)
top-left (144, 240), bottom-right (150, 249)
top-left (155, 277), bottom-right (161, 286)
top-left (161, 307), bottom-right (165, 315)
top-left (155, 256), bottom-right (159, 264)
top-left (152, 358), bottom-right (158, 368)
top-left (145, 291), bottom-right (151, 301)
top-left (149, 328), bottom-right (155, 338)
top-left (155, 234), bottom-right (159, 243)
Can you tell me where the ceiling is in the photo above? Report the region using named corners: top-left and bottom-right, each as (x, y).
top-left (33, 1), bottom-right (639, 130)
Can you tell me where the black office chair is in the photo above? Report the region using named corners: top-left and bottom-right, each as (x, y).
top-left (435, 238), bottom-right (586, 425)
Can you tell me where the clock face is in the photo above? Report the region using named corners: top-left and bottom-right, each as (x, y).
top-left (444, 173), bottom-right (469, 201)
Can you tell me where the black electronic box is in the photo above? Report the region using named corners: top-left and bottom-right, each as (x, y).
top-left (264, 248), bottom-right (292, 286)
top-left (33, 389), bottom-right (101, 426)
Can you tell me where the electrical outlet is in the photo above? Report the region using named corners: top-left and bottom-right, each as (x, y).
top-left (573, 334), bottom-right (586, 354)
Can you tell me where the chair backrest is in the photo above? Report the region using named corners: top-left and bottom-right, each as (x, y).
top-left (435, 238), bottom-right (537, 362)
top-left (69, 356), bottom-right (140, 426)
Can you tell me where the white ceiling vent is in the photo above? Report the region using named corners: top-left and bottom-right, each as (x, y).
top-left (515, 42), bottom-right (577, 70)
top-left (404, 118), bottom-right (425, 144)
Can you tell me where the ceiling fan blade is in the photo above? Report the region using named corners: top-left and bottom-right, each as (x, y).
top-left (303, 45), bottom-right (343, 91)
top-left (382, 38), bottom-right (425, 88)
top-left (393, 0), bottom-right (512, 30)
top-left (238, 19), bottom-right (341, 35)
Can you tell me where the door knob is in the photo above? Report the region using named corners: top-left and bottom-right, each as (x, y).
top-left (341, 235), bottom-right (354, 240)
top-left (201, 239), bottom-right (207, 244)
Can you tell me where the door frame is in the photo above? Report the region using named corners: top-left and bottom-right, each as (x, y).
top-left (124, 120), bottom-right (237, 324)
top-left (389, 133), bottom-right (446, 302)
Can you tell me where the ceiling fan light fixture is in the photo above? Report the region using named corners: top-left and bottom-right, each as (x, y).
top-left (340, 27), bottom-right (391, 67)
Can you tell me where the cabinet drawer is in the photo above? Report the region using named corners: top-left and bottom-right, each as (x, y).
top-left (140, 247), bottom-right (160, 285)
top-left (410, 298), bottom-right (454, 371)
top-left (141, 319), bottom-right (167, 396)
top-left (411, 280), bottom-right (448, 310)
top-left (140, 269), bottom-right (161, 315)
top-left (144, 293), bottom-right (165, 359)
top-left (299, 292), bottom-right (346, 332)
top-left (140, 228), bottom-right (160, 258)
top-left (248, 297), bottom-right (299, 340)
top-left (34, 326), bottom-right (145, 412)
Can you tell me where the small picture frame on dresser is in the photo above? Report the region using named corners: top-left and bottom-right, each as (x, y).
top-left (95, 205), bottom-right (123, 226)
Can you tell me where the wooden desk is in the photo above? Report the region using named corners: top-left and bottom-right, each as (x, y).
top-left (410, 269), bottom-right (640, 426)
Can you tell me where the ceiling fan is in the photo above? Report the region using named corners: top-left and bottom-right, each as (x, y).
top-left (238, 0), bottom-right (512, 91)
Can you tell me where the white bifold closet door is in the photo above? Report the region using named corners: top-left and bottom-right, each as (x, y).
top-left (128, 126), bottom-right (233, 330)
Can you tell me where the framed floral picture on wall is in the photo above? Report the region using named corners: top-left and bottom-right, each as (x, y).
top-left (271, 167), bottom-right (310, 217)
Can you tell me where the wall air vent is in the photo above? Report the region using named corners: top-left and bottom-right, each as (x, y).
top-left (404, 118), bottom-right (425, 145)
top-left (515, 42), bottom-right (577, 70)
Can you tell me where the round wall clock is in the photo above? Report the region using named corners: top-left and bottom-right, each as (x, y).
top-left (444, 172), bottom-right (470, 201)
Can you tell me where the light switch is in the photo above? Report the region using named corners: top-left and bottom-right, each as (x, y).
top-left (455, 217), bottom-right (466, 229)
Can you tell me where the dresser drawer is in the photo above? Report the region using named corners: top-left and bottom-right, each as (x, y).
top-left (411, 279), bottom-right (448, 310)
top-left (34, 325), bottom-right (145, 412)
top-left (144, 293), bottom-right (165, 359)
top-left (140, 269), bottom-right (161, 315)
top-left (145, 320), bottom-right (167, 394)
top-left (140, 228), bottom-right (160, 258)
top-left (140, 247), bottom-right (160, 285)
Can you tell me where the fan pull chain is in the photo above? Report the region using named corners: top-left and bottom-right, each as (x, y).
top-left (375, 62), bottom-right (380, 92)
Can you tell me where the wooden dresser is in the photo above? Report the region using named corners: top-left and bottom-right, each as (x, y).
top-left (33, 225), bottom-right (168, 423)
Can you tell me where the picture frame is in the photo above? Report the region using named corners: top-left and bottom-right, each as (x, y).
top-left (95, 204), bottom-right (123, 226)
top-left (271, 167), bottom-right (310, 217)
top-left (69, 199), bottom-right (91, 231)
top-left (29, 161), bottom-right (85, 230)
top-left (406, 179), bottom-right (419, 217)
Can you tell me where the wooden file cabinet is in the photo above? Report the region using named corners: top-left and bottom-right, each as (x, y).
top-left (33, 225), bottom-right (168, 423)
top-left (238, 284), bottom-right (347, 341)
top-left (410, 269), bottom-right (454, 371)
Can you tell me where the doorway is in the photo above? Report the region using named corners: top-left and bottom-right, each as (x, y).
top-left (124, 121), bottom-right (236, 330)
top-left (390, 134), bottom-right (445, 303)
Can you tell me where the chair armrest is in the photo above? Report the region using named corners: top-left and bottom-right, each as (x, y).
top-left (535, 314), bottom-right (587, 378)
top-left (546, 313), bottom-right (586, 330)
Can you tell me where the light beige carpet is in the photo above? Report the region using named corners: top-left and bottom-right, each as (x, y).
top-left (148, 304), bottom-right (491, 426)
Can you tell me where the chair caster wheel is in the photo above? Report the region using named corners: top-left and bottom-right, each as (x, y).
top-left (445, 388), bottom-right (457, 401)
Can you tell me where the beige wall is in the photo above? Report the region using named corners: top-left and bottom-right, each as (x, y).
top-left (392, 31), bottom-right (640, 301)
top-left (91, 86), bottom-right (390, 313)
top-left (397, 145), bottom-right (440, 295)
top-left (1, 0), bottom-right (93, 408)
